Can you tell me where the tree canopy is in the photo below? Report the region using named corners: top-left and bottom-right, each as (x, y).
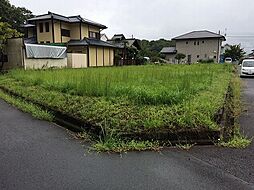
top-left (224, 44), bottom-right (246, 61)
top-left (175, 53), bottom-right (186, 64)
top-left (0, 0), bottom-right (33, 32)
top-left (138, 39), bottom-right (175, 62)
top-left (0, 21), bottom-right (22, 50)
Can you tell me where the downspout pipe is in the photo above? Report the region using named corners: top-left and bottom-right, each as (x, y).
top-left (51, 13), bottom-right (55, 43)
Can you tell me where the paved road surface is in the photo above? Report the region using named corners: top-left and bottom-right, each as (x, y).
top-left (0, 78), bottom-right (253, 190)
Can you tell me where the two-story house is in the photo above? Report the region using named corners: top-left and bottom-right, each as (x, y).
top-left (107, 34), bottom-right (141, 65)
top-left (22, 12), bottom-right (115, 67)
top-left (172, 30), bottom-right (226, 63)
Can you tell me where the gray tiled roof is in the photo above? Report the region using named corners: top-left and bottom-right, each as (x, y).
top-left (28, 14), bottom-right (52, 21)
top-left (21, 24), bottom-right (36, 28)
top-left (111, 34), bottom-right (126, 41)
top-left (67, 39), bottom-right (89, 46)
top-left (28, 12), bottom-right (107, 29)
top-left (160, 47), bottom-right (177, 54)
top-left (107, 37), bottom-right (141, 50)
top-left (68, 38), bottom-right (116, 48)
top-left (86, 38), bottom-right (116, 48)
top-left (172, 30), bottom-right (226, 40)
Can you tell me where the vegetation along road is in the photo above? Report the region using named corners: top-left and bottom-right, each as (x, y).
top-left (0, 64), bottom-right (241, 150)
top-left (0, 75), bottom-right (253, 189)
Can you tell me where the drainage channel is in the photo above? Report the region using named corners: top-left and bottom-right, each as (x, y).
top-left (0, 86), bottom-right (222, 146)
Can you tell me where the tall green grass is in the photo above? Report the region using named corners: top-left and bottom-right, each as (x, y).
top-left (8, 64), bottom-right (232, 105)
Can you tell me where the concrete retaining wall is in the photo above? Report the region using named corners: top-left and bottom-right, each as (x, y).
top-left (3, 38), bottom-right (24, 70)
top-left (24, 57), bottom-right (67, 70)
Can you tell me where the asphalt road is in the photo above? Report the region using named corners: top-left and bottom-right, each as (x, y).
top-left (0, 78), bottom-right (254, 190)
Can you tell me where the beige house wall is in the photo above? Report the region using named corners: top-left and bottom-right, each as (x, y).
top-left (81, 24), bottom-right (89, 38)
top-left (89, 47), bottom-right (97, 67)
top-left (89, 26), bottom-right (100, 33)
top-left (175, 38), bottom-right (222, 63)
top-left (61, 22), bottom-right (71, 30)
top-left (109, 48), bottom-right (114, 66)
top-left (54, 21), bottom-right (61, 43)
top-left (67, 53), bottom-right (87, 68)
top-left (104, 48), bottom-right (110, 66)
top-left (60, 22), bottom-right (71, 43)
top-left (70, 23), bottom-right (80, 40)
top-left (97, 48), bottom-right (104, 66)
top-left (88, 47), bottom-right (114, 67)
top-left (35, 20), bottom-right (103, 44)
top-left (37, 21), bottom-right (53, 43)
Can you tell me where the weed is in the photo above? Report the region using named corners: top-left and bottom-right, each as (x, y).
top-left (0, 89), bottom-right (54, 121)
top-left (75, 132), bottom-right (93, 142)
top-left (92, 138), bottom-right (161, 153)
top-left (219, 135), bottom-right (252, 149)
top-left (176, 143), bottom-right (196, 150)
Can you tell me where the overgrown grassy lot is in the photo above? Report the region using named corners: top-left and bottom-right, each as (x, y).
top-left (7, 64), bottom-right (226, 105)
top-left (0, 64), bottom-right (236, 145)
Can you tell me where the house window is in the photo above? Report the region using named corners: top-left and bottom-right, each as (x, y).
top-left (89, 31), bottom-right (100, 39)
top-left (39, 23), bottom-right (43, 33)
top-left (197, 55), bottom-right (200, 58)
top-left (202, 41), bottom-right (205, 44)
top-left (197, 41), bottom-right (200, 45)
top-left (214, 56), bottom-right (217, 59)
top-left (194, 41), bottom-right (196, 45)
top-left (40, 41), bottom-right (44, 44)
top-left (61, 29), bottom-right (70, 37)
top-left (45, 22), bottom-right (50, 32)
top-left (46, 41), bottom-right (50, 44)
top-left (186, 41), bottom-right (188, 44)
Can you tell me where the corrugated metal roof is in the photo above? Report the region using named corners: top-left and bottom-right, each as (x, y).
top-left (160, 47), bottom-right (177, 54)
top-left (28, 12), bottom-right (107, 29)
top-left (172, 30), bottom-right (226, 40)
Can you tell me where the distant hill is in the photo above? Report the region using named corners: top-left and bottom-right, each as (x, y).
top-left (139, 39), bottom-right (175, 62)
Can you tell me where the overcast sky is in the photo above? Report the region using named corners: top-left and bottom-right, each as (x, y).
top-left (10, 0), bottom-right (254, 52)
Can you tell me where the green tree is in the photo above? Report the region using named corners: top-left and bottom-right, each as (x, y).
top-left (139, 39), bottom-right (175, 62)
top-left (175, 53), bottom-right (186, 64)
top-left (0, 0), bottom-right (33, 32)
top-left (224, 44), bottom-right (246, 61)
top-left (0, 21), bottom-right (22, 69)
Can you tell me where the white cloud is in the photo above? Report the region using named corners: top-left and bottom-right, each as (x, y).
top-left (9, 0), bottom-right (254, 52)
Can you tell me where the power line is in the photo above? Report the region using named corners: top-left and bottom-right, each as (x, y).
top-left (227, 35), bottom-right (254, 38)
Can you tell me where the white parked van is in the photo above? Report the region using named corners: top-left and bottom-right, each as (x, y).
top-left (240, 59), bottom-right (254, 77)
